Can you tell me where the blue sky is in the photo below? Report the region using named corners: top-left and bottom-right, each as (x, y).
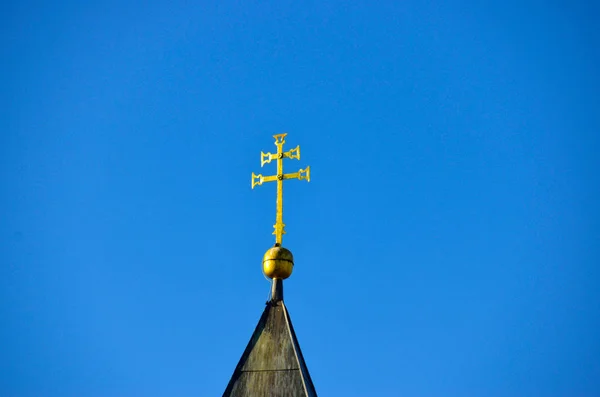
top-left (1, 1), bottom-right (599, 396)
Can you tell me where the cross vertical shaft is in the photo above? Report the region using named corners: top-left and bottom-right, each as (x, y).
top-left (251, 133), bottom-right (310, 246)
top-left (275, 135), bottom-right (285, 245)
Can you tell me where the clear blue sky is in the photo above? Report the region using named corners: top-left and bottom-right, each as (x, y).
top-left (1, 1), bottom-right (599, 396)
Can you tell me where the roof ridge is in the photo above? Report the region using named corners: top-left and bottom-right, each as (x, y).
top-left (282, 303), bottom-right (318, 397)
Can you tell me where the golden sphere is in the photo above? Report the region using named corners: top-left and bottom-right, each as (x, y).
top-left (263, 246), bottom-right (294, 279)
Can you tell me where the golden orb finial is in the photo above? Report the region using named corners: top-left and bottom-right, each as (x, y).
top-left (263, 245), bottom-right (294, 279)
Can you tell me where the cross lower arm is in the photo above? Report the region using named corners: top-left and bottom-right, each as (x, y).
top-left (252, 166), bottom-right (310, 189)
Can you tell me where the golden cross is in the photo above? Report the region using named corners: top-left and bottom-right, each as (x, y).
top-left (251, 133), bottom-right (310, 245)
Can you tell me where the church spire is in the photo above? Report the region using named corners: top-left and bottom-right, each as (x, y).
top-left (223, 134), bottom-right (317, 396)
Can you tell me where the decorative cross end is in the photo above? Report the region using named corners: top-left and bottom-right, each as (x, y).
top-left (297, 166), bottom-right (310, 182)
top-left (273, 133), bottom-right (287, 145)
top-left (261, 151), bottom-right (276, 167)
top-left (285, 145), bottom-right (300, 160)
top-left (251, 172), bottom-right (263, 189)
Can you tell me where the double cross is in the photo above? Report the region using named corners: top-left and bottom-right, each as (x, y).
top-left (251, 133), bottom-right (310, 245)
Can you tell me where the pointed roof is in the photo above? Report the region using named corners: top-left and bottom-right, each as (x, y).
top-left (223, 281), bottom-right (317, 397)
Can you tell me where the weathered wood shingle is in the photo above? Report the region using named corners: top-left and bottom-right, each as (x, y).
top-left (223, 300), bottom-right (317, 397)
